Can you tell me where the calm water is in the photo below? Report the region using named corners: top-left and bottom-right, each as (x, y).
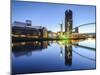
top-left (12, 39), bottom-right (96, 74)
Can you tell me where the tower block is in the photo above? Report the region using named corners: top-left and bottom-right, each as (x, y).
top-left (65, 10), bottom-right (73, 38)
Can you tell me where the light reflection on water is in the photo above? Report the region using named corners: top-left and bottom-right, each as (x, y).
top-left (12, 39), bottom-right (96, 74)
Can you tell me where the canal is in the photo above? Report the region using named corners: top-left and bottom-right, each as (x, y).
top-left (12, 38), bottom-right (96, 74)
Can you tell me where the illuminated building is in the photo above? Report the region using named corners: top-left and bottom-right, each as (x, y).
top-left (65, 10), bottom-right (73, 34)
top-left (12, 20), bottom-right (48, 39)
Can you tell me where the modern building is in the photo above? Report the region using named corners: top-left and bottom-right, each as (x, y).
top-left (26, 20), bottom-right (32, 26)
top-left (12, 20), bottom-right (48, 39)
top-left (65, 10), bottom-right (73, 34)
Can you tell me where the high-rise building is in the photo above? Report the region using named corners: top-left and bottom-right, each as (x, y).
top-left (65, 10), bottom-right (73, 34)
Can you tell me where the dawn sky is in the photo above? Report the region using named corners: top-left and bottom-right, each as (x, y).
top-left (12, 1), bottom-right (96, 33)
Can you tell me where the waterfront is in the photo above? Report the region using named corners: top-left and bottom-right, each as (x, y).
top-left (12, 38), bottom-right (96, 74)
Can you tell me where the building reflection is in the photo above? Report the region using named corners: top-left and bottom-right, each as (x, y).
top-left (12, 41), bottom-right (49, 57)
top-left (64, 40), bottom-right (72, 66)
top-left (58, 40), bottom-right (81, 66)
top-left (12, 39), bottom-right (85, 64)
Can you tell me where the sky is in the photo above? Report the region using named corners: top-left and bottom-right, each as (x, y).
top-left (12, 0), bottom-right (96, 33)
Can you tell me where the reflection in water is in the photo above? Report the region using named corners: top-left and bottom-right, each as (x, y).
top-left (57, 39), bottom-right (96, 66)
top-left (12, 40), bottom-right (78, 58)
top-left (58, 40), bottom-right (80, 66)
top-left (65, 40), bottom-right (72, 66)
top-left (12, 39), bottom-right (96, 74)
top-left (12, 41), bottom-right (49, 57)
top-left (12, 39), bottom-right (95, 61)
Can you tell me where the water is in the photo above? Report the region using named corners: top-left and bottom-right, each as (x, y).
top-left (12, 39), bottom-right (96, 74)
